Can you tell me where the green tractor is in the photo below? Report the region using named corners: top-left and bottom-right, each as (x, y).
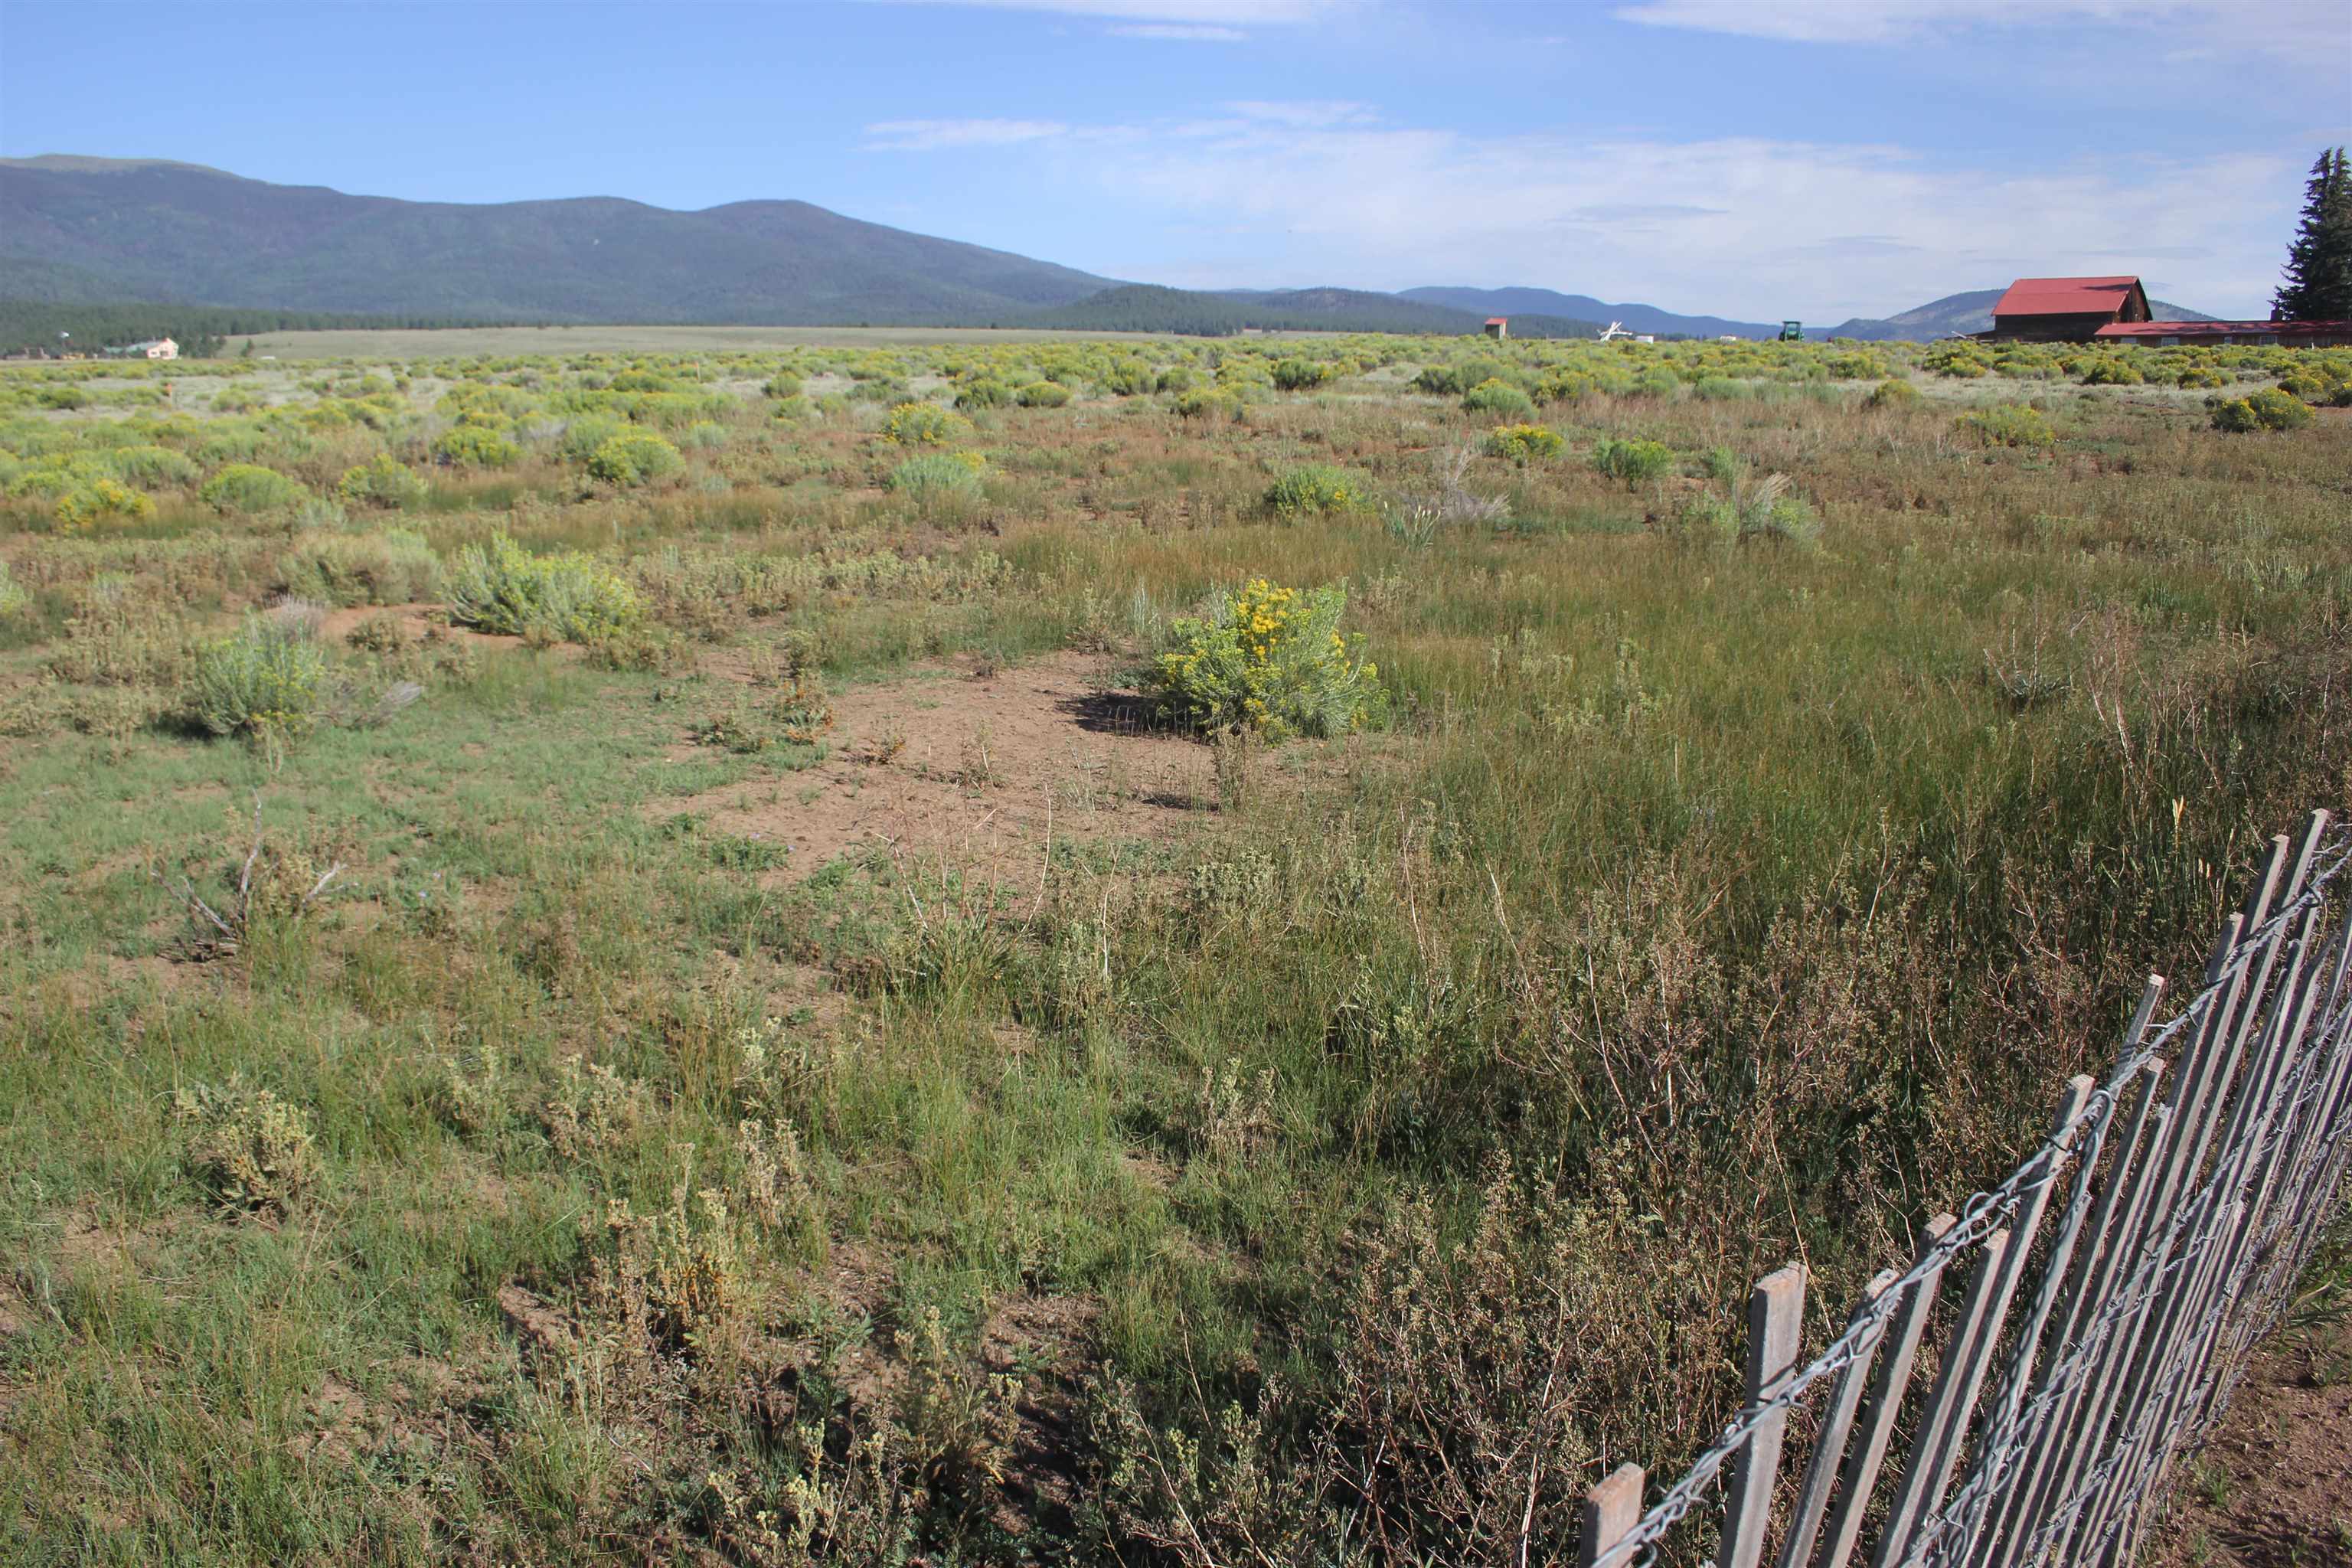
top-left (1778, 320), bottom-right (1804, 342)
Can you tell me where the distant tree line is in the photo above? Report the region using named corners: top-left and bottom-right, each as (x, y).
top-left (0, 302), bottom-right (532, 359)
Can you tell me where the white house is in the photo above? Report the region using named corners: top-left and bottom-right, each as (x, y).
top-left (122, 337), bottom-right (178, 361)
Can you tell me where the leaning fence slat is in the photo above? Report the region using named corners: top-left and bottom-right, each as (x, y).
top-left (1868, 1228), bottom-right (2011, 1568)
top-left (1562, 821), bottom-right (2352, 1568)
top-left (1719, 1266), bottom-right (1805, 1568)
top-left (1980, 1054), bottom-right (2166, 1565)
top-left (1815, 1214), bottom-right (1958, 1568)
top-left (1893, 1076), bottom-right (2096, 1566)
top-left (1777, 1269), bottom-right (1897, 1568)
top-left (1579, 1462), bottom-right (1645, 1568)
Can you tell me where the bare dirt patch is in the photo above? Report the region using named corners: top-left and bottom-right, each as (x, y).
top-left (664, 651), bottom-right (1223, 881)
top-left (2145, 1312), bottom-right (2352, 1566)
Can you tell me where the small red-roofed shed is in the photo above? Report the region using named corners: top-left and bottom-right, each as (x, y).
top-left (1986, 276), bottom-right (2152, 341)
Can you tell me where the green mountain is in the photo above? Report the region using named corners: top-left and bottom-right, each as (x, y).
top-left (0, 155), bottom-right (1120, 325)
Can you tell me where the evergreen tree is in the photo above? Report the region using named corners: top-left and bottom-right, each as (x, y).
top-left (2272, 147), bottom-right (2352, 322)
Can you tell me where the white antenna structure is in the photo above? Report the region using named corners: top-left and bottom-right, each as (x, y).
top-left (1596, 321), bottom-right (1632, 342)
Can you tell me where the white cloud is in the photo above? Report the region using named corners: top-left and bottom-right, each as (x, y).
top-left (862, 118), bottom-right (1069, 150)
top-left (1109, 22), bottom-right (1247, 39)
top-left (1614, 0), bottom-right (2347, 56)
top-left (980, 110), bottom-right (2297, 318)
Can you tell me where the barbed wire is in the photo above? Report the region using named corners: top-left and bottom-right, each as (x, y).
top-left (1586, 826), bottom-right (2352, 1568)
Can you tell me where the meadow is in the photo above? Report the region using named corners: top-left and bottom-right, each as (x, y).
top-left (0, 325), bottom-right (2347, 1566)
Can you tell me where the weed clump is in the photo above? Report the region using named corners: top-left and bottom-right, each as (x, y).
top-left (1264, 464), bottom-right (1365, 518)
top-left (199, 462), bottom-right (308, 514)
top-left (2211, 387), bottom-right (2314, 433)
top-left (188, 613), bottom-right (328, 740)
top-left (277, 528), bottom-right (439, 606)
top-left (1956, 403), bottom-right (2055, 448)
top-left (1589, 437), bottom-right (1674, 488)
top-left (1482, 423), bottom-right (1564, 466)
top-left (1462, 378), bottom-right (1538, 420)
top-left (880, 401), bottom-right (972, 446)
top-left (1866, 378), bottom-right (1921, 410)
top-left (335, 452), bottom-right (429, 509)
top-left (173, 1080), bottom-right (322, 1215)
top-left (447, 534), bottom-right (641, 642)
top-left (1150, 577), bottom-right (1383, 740)
top-left (585, 430), bottom-right (686, 488)
top-left (885, 451), bottom-right (986, 508)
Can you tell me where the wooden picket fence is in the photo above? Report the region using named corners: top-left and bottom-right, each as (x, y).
top-left (1579, 811), bottom-right (2352, 1568)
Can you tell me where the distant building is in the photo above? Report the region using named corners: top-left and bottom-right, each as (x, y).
top-left (1483, 317), bottom-right (1508, 340)
top-left (2096, 319), bottom-right (2352, 348)
top-left (112, 336), bottom-right (179, 360)
top-left (1983, 277), bottom-right (2151, 341)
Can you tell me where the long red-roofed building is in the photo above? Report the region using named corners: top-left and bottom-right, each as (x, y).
top-left (1978, 274), bottom-right (2352, 347)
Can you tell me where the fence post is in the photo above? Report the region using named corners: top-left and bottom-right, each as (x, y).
top-left (1579, 1462), bottom-right (1645, 1568)
top-left (1719, 1266), bottom-right (1805, 1568)
top-left (1776, 1269), bottom-right (1897, 1568)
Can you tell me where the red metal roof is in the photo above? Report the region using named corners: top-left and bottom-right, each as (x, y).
top-left (1993, 276), bottom-right (2144, 318)
top-left (1485, 316), bottom-right (1508, 325)
top-left (2096, 320), bottom-right (2350, 338)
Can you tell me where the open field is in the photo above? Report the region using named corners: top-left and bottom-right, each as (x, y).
top-left (223, 324), bottom-right (1178, 360)
top-left (2, 329), bottom-right (2349, 1564)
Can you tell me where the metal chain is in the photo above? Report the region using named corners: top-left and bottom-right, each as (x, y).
top-left (1586, 829), bottom-right (2352, 1568)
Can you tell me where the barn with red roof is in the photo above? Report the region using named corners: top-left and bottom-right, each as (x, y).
top-left (1985, 276), bottom-right (2152, 341)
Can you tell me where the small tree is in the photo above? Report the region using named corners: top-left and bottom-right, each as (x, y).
top-left (2273, 147), bottom-right (2352, 322)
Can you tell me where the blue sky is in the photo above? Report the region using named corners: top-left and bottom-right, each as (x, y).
top-left (3, 0), bottom-right (2347, 321)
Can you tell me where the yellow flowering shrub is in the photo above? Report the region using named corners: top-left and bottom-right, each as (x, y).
top-left (54, 477), bottom-right (157, 533)
top-left (1150, 578), bottom-right (1384, 740)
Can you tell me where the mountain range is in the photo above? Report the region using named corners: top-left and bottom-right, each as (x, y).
top-left (0, 155), bottom-right (2211, 343)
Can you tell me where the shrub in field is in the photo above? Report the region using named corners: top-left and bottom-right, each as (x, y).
top-left (335, 452), bottom-right (429, 509)
top-left (1101, 361), bottom-right (1157, 397)
top-left (1015, 381), bottom-right (1073, 408)
top-left (1272, 358), bottom-right (1329, 392)
top-left (0, 560), bottom-right (27, 618)
top-left (1155, 368), bottom-right (1196, 394)
top-left (199, 462), bottom-right (308, 514)
top-left (1631, 368), bottom-right (1682, 400)
top-left (954, 378), bottom-right (1011, 411)
top-left (684, 420), bottom-right (730, 450)
top-left (1923, 341), bottom-right (1993, 378)
top-left (1265, 463), bottom-right (1365, 517)
top-left (1175, 389), bottom-right (1242, 421)
top-left (1536, 371), bottom-right (1598, 404)
top-left (1589, 437), bottom-right (1674, 488)
top-left (37, 384), bottom-right (90, 410)
top-left (884, 451), bottom-right (986, 506)
top-left (1462, 378), bottom-right (1537, 420)
top-left (557, 413), bottom-right (629, 462)
top-left (2211, 388), bottom-right (2314, 433)
top-left (2077, 358), bottom-right (2143, 386)
top-left (1149, 577), bottom-right (1383, 740)
top-left (762, 372), bottom-right (804, 400)
top-left (2174, 365), bottom-right (2228, 389)
top-left (1733, 472), bottom-right (1822, 549)
top-left (1483, 423), bottom-right (1565, 465)
top-left (277, 529), bottom-right (439, 606)
top-left (173, 1080), bottom-right (320, 1214)
top-left (881, 401), bottom-right (972, 446)
top-left (430, 423), bottom-right (521, 468)
top-left (585, 430), bottom-right (685, 487)
top-left (446, 534), bottom-right (641, 641)
top-left (1955, 403), bottom-right (2055, 448)
top-left (54, 479), bottom-right (156, 533)
top-left (1693, 376), bottom-right (1747, 402)
top-left (104, 444), bottom-right (200, 488)
top-left (188, 613), bottom-right (328, 740)
top-left (1865, 378), bottom-right (1921, 410)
